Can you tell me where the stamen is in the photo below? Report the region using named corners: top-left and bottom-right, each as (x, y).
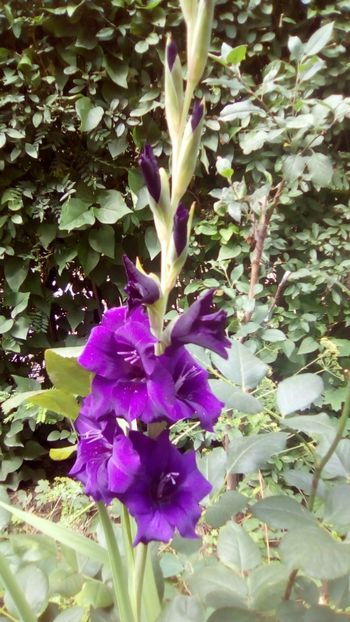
top-left (157, 471), bottom-right (179, 499)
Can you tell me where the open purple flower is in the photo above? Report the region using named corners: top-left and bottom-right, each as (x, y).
top-left (78, 305), bottom-right (174, 424)
top-left (70, 411), bottom-right (140, 503)
top-left (173, 203), bottom-right (189, 257)
top-left (123, 255), bottom-right (160, 313)
top-left (119, 431), bottom-right (211, 544)
top-left (170, 289), bottom-right (231, 358)
top-left (158, 347), bottom-right (224, 430)
top-left (139, 145), bottom-right (161, 203)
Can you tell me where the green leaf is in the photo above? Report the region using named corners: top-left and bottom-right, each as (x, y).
top-left (297, 337), bottom-right (319, 355)
top-left (209, 380), bottom-right (262, 414)
top-left (0, 317), bottom-right (14, 334)
top-left (0, 500), bottom-right (108, 565)
top-left (145, 227), bottom-right (160, 260)
top-left (288, 36), bottom-right (304, 61)
top-left (25, 143), bottom-right (38, 159)
top-left (95, 190), bottom-right (131, 224)
top-left (75, 97), bottom-right (104, 132)
top-left (307, 153), bottom-right (333, 188)
top-left (211, 340), bottom-right (268, 389)
top-left (220, 101), bottom-right (264, 122)
top-left (25, 388), bottom-right (80, 420)
top-left (88, 226), bottom-right (115, 258)
top-left (282, 155), bottom-right (307, 182)
top-left (188, 561), bottom-right (248, 609)
top-left (45, 349), bottom-right (91, 396)
top-left (159, 554), bottom-right (184, 579)
top-left (1, 390), bottom-right (44, 415)
top-left (104, 57), bottom-right (128, 88)
top-left (217, 523), bottom-right (261, 572)
top-left (226, 432), bottom-right (288, 475)
top-left (53, 608), bottom-right (85, 622)
top-left (158, 595), bottom-right (205, 622)
top-left (281, 413), bottom-right (335, 440)
top-left (205, 491), bottom-right (248, 528)
top-left (304, 22), bottom-right (334, 57)
top-left (251, 496), bottom-right (316, 529)
top-left (49, 446), bottom-right (76, 461)
top-left (198, 448), bottom-right (227, 499)
top-left (225, 44), bottom-right (247, 65)
top-left (59, 198), bottom-right (95, 232)
top-left (324, 484), bottom-right (350, 532)
top-left (262, 328), bottom-right (286, 342)
top-left (4, 257), bottom-right (29, 291)
top-left (4, 565), bottom-right (48, 616)
top-left (280, 525), bottom-right (350, 580)
top-left (75, 579), bottom-right (113, 608)
top-left (276, 373), bottom-right (324, 416)
top-left (208, 609), bottom-right (257, 622)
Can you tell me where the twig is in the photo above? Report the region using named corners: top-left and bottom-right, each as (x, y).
top-left (244, 182), bottom-right (284, 323)
top-left (267, 270), bottom-right (292, 321)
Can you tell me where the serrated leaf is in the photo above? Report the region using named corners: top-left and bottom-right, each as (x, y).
top-left (45, 350), bottom-right (91, 396)
top-left (25, 388), bottom-right (79, 420)
top-left (276, 373), bottom-right (324, 415)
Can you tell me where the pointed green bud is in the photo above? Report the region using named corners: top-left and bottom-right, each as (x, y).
top-left (188, 0), bottom-right (216, 88)
top-left (172, 100), bottom-right (205, 205)
top-left (165, 36), bottom-right (184, 148)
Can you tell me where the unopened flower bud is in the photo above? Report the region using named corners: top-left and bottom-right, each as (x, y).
top-left (165, 36), bottom-right (184, 148)
top-left (188, 0), bottom-right (216, 88)
top-left (166, 203), bottom-right (195, 291)
top-left (123, 255), bottom-right (160, 313)
top-left (172, 100), bottom-right (205, 205)
top-left (139, 145), bottom-right (171, 242)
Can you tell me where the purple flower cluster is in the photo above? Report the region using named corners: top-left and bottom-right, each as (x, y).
top-left (70, 280), bottom-right (230, 543)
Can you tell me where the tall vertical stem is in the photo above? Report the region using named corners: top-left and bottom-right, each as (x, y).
top-left (0, 553), bottom-right (37, 622)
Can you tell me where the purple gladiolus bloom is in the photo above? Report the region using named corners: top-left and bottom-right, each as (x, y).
top-left (70, 412), bottom-right (140, 503)
top-left (173, 203), bottom-right (189, 257)
top-left (78, 305), bottom-right (174, 423)
top-left (167, 37), bottom-right (178, 71)
top-left (159, 347), bottom-right (224, 430)
top-left (191, 99), bottom-right (204, 131)
top-left (139, 145), bottom-right (161, 203)
top-left (170, 289), bottom-right (231, 358)
top-left (123, 255), bottom-right (160, 312)
top-left (119, 431), bottom-right (211, 544)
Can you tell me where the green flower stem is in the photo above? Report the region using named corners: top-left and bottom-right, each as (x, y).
top-left (97, 503), bottom-right (135, 622)
top-left (133, 543), bottom-right (148, 622)
top-left (0, 551), bottom-right (36, 622)
top-left (309, 376), bottom-right (350, 512)
top-left (121, 503), bottom-right (135, 571)
top-left (171, 80), bottom-right (195, 192)
top-left (142, 547), bottom-right (162, 622)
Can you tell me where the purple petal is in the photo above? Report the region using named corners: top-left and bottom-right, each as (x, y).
top-left (167, 37), bottom-right (178, 72)
top-left (139, 145), bottom-right (161, 203)
top-left (173, 202), bottom-right (189, 257)
top-left (191, 99), bottom-right (204, 131)
top-left (123, 255), bottom-right (160, 312)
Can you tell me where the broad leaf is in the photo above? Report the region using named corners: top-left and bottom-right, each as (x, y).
top-left (187, 561), bottom-right (248, 609)
top-left (95, 190), bottom-right (131, 224)
top-left (217, 523), bottom-right (261, 572)
top-left (25, 389), bottom-right (80, 420)
top-left (4, 565), bottom-right (49, 616)
top-left (209, 379), bottom-right (262, 414)
top-left (75, 97), bottom-right (104, 132)
top-left (59, 198), bottom-right (95, 232)
top-left (251, 495), bottom-right (316, 529)
top-left (276, 373), bottom-right (324, 416)
top-left (227, 433), bottom-right (288, 475)
top-left (324, 484), bottom-right (350, 532)
top-left (158, 595), bottom-right (205, 622)
top-left (211, 340), bottom-right (268, 389)
top-left (205, 491), bottom-right (248, 528)
top-left (304, 22), bottom-right (334, 57)
top-left (45, 349), bottom-right (91, 396)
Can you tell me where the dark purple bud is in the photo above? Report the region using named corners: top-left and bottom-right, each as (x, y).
top-left (139, 145), bottom-right (161, 203)
top-left (173, 202), bottom-right (189, 257)
top-left (170, 289), bottom-right (231, 358)
top-left (191, 99), bottom-right (204, 131)
top-left (167, 37), bottom-right (178, 72)
top-left (123, 255), bottom-right (160, 313)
